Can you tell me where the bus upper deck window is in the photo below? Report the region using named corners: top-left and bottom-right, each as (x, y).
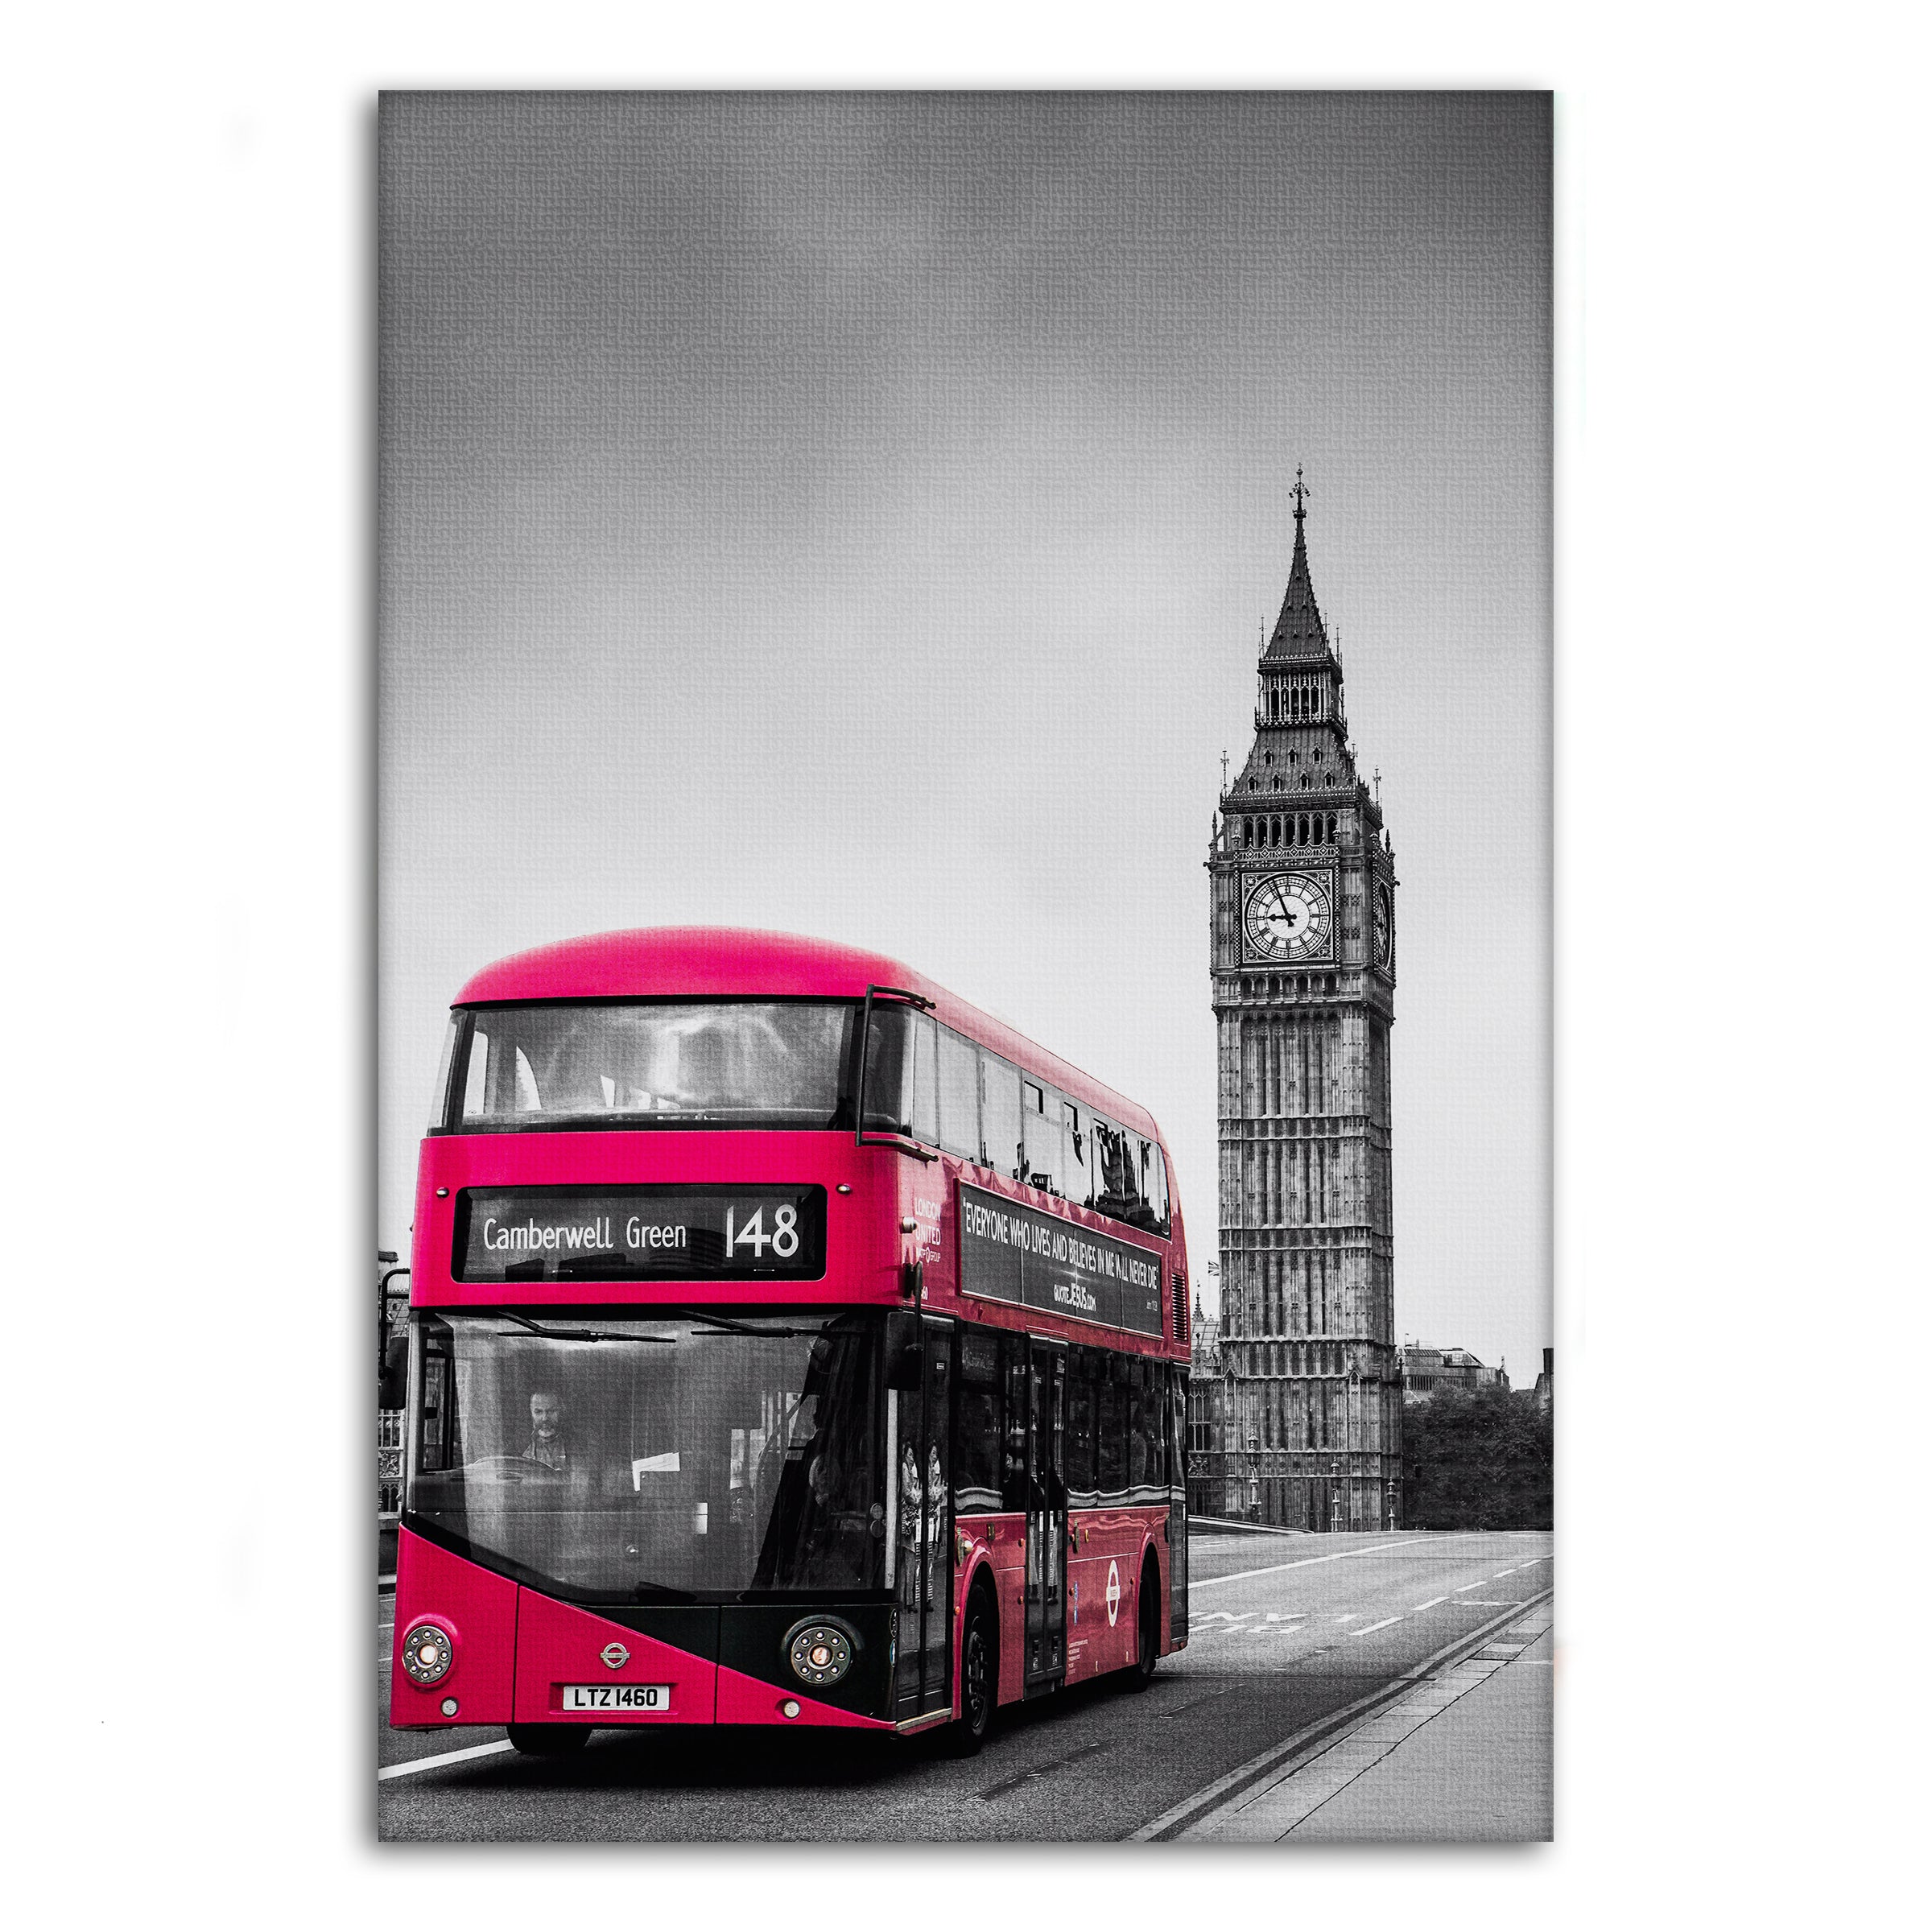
top-left (462, 1027), bottom-right (490, 1119)
top-left (980, 1055), bottom-right (1022, 1180)
top-left (1061, 1101), bottom-right (1089, 1205)
top-left (1022, 1081), bottom-right (1059, 1193)
top-left (864, 1005), bottom-right (938, 1142)
top-left (936, 1026), bottom-right (980, 1162)
top-left (1140, 1140), bottom-right (1170, 1235)
top-left (430, 1014), bottom-right (460, 1131)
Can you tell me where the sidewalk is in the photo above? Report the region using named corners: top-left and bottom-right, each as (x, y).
top-left (1176, 1601), bottom-right (1554, 1843)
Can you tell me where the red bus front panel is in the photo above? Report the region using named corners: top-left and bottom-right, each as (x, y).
top-left (390, 1526), bottom-right (518, 1729)
top-left (512, 1587), bottom-right (716, 1727)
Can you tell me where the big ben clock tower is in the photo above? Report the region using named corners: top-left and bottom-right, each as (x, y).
top-left (1206, 472), bottom-right (1401, 1530)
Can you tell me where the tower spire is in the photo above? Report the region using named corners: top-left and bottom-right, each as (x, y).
top-left (1265, 464), bottom-right (1332, 663)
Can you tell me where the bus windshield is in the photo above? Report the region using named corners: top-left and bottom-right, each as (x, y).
top-left (406, 1311), bottom-right (883, 1599)
top-left (447, 1001), bottom-right (856, 1130)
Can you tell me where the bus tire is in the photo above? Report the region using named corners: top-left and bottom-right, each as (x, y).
top-left (1125, 1562), bottom-right (1160, 1691)
top-left (948, 1581), bottom-right (998, 1756)
top-left (506, 1724), bottom-right (591, 1757)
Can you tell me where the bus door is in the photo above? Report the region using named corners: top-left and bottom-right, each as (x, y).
top-left (1168, 1366), bottom-right (1189, 1642)
top-left (1024, 1339), bottom-right (1067, 1690)
top-left (890, 1315), bottom-right (953, 1721)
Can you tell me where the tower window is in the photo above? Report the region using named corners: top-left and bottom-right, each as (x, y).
top-left (1243, 817), bottom-right (1253, 847)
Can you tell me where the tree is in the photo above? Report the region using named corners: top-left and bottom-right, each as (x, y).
top-left (1401, 1385), bottom-right (1551, 1530)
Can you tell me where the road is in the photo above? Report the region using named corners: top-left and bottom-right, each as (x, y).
top-left (377, 1528), bottom-right (1552, 1842)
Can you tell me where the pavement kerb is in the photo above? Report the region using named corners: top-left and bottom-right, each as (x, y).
top-left (1125, 1583), bottom-right (1555, 1843)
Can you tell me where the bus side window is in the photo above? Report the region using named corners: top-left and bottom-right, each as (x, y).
top-left (1139, 1140), bottom-right (1170, 1236)
top-left (1092, 1117), bottom-right (1136, 1221)
top-left (1097, 1358), bottom-right (1127, 1503)
top-left (980, 1054), bottom-right (1022, 1182)
top-left (936, 1026), bottom-right (981, 1163)
top-left (417, 1319), bottom-right (456, 1472)
top-left (952, 1328), bottom-right (1003, 1514)
top-left (1022, 1080), bottom-right (1059, 1193)
top-left (462, 1026), bottom-right (491, 1119)
top-left (430, 1013), bottom-right (460, 1131)
top-left (906, 1013), bottom-right (939, 1146)
top-left (1063, 1347), bottom-right (1097, 1503)
top-left (1129, 1360), bottom-right (1154, 1493)
top-left (1061, 1100), bottom-right (1090, 1208)
top-left (999, 1331), bottom-right (1030, 1512)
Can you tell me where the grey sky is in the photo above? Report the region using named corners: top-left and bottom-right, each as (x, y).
top-left (379, 91), bottom-right (1550, 1380)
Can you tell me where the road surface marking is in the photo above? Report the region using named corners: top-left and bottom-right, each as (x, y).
top-left (1195, 1611), bottom-right (1254, 1626)
top-left (1265, 1613), bottom-right (1304, 1624)
top-left (1410, 1597), bottom-right (1447, 1612)
top-left (1352, 1616), bottom-right (1400, 1635)
top-left (1453, 1600), bottom-right (1517, 1607)
top-left (1453, 1580), bottom-right (1491, 1591)
top-left (978, 1740), bottom-right (1106, 1802)
top-left (1191, 1536), bottom-right (1441, 1590)
top-left (378, 1740), bottom-right (516, 1781)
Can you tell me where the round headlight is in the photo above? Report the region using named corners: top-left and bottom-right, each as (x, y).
top-left (786, 1622), bottom-right (852, 1688)
top-left (400, 1622), bottom-right (454, 1686)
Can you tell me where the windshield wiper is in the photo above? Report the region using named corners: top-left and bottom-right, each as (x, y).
top-left (489, 1311), bottom-right (674, 1345)
top-left (663, 1306), bottom-right (816, 1340)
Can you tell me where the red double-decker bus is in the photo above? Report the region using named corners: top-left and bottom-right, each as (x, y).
top-left (390, 928), bottom-right (1191, 1757)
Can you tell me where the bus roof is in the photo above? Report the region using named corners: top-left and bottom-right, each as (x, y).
top-left (454, 927), bottom-right (1166, 1146)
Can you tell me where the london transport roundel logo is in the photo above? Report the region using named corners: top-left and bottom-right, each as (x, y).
top-left (601, 1641), bottom-right (630, 1670)
top-left (1106, 1560), bottom-right (1121, 1627)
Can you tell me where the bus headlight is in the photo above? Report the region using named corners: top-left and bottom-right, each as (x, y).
top-left (401, 1623), bottom-right (454, 1686)
top-left (786, 1622), bottom-right (852, 1688)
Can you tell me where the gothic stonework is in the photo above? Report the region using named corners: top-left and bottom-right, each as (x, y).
top-left (1201, 476), bottom-right (1402, 1530)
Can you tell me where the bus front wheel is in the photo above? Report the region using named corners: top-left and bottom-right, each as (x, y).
top-left (506, 1724), bottom-right (591, 1757)
top-left (949, 1585), bottom-right (998, 1755)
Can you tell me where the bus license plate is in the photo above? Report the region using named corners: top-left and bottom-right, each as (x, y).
top-left (560, 1683), bottom-right (670, 1712)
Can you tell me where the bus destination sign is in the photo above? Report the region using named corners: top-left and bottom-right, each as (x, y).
top-left (956, 1183), bottom-right (1164, 1337)
top-left (453, 1186), bottom-right (826, 1283)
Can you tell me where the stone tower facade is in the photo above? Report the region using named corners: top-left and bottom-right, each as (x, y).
top-left (1205, 476), bottom-right (1401, 1530)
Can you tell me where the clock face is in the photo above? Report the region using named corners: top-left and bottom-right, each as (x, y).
top-left (1373, 884), bottom-right (1392, 967)
top-left (1244, 873), bottom-right (1332, 963)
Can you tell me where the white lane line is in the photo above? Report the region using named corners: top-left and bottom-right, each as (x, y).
top-left (1453, 1580), bottom-right (1490, 1591)
top-left (1410, 1597), bottom-right (1447, 1612)
top-left (378, 1740), bottom-right (515, 1781)
top-left (1192, 1537), bottom-right (1443, 1590)
top-left (1352, 1616), bottom-right (1400, 1636)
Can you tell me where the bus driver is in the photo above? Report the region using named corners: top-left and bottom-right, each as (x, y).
top-left (525, 1389), bottom-right (572, 1471)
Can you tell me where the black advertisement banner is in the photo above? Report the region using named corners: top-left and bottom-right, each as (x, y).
top-left (454, 1186), bottom-right (826, 1283)
top-left (956, 1183), bottom-right (1165, 1336)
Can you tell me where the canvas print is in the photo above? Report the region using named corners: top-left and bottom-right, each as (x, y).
top-left (377, 90), bottom-right (1552, 1843)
